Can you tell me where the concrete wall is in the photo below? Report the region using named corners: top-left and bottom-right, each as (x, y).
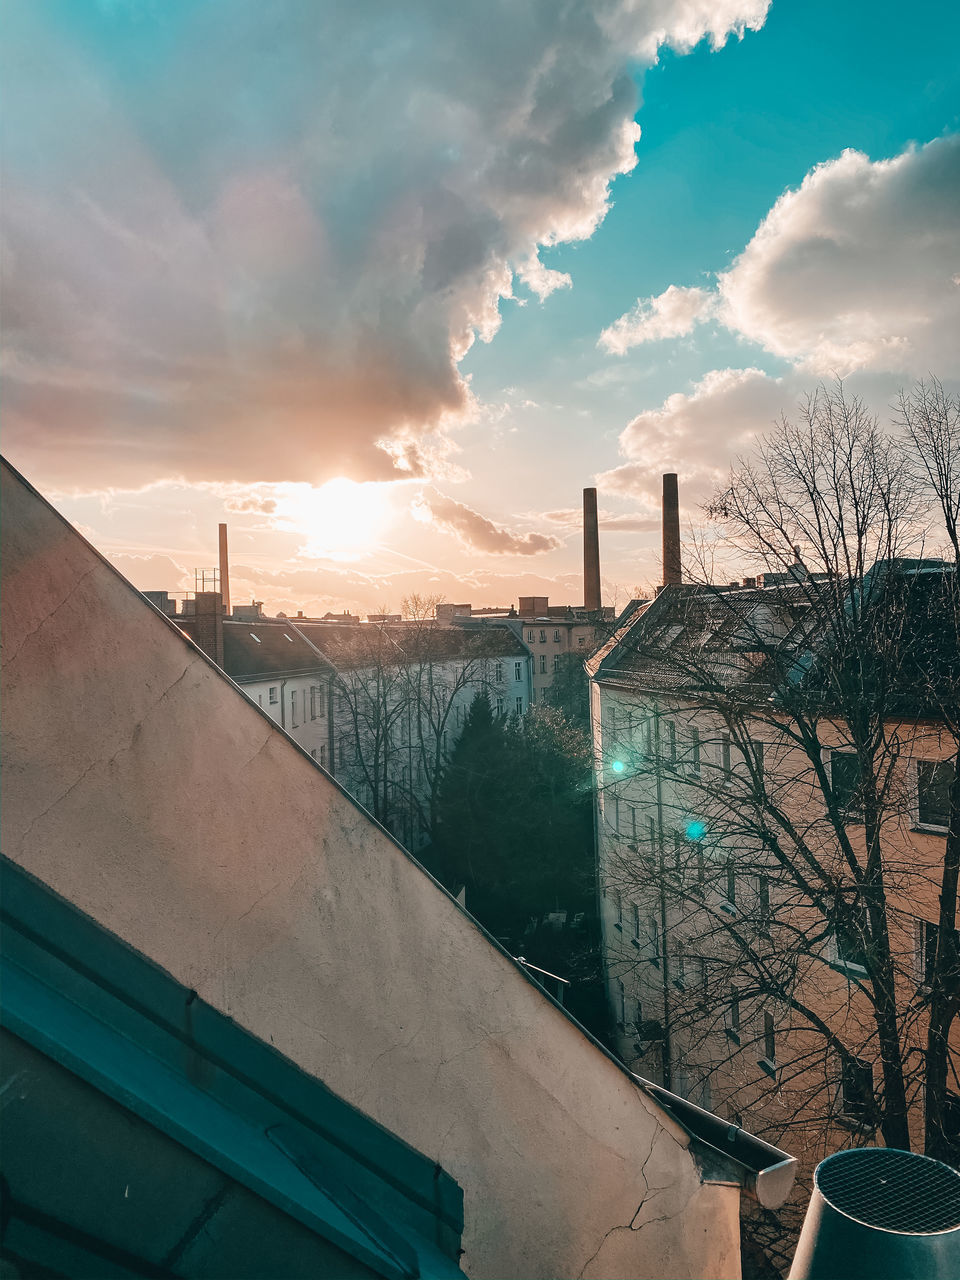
top-left (1, 461), bottom-right (742, 1280)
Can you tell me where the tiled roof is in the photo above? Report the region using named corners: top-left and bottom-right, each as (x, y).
top-left (590, 564), bottom-right (958, 718)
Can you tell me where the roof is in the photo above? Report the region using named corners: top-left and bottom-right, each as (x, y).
top-left (589, 563), bottom-right (958, 720)
top-left (295, 621), bottom-right (527, 668)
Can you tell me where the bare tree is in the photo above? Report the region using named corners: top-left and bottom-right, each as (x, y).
top-left (594, 380), bottom-right (959, 1270)
top-left (326, 617), bottom-right (509, 848)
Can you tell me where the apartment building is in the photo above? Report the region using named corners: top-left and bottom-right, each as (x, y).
top-left (589, 567), bottom-right (958, 1191)
top-left (177, 610), bottom-right (532, 849)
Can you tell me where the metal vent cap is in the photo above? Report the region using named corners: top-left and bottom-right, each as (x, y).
top-left (816, 1148), bottom-right (960, 1236)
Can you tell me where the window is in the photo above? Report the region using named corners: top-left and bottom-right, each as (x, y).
top-left (319, 744), bottom-right (326, 768)
top-left (689, 726), bottom-right (701, 775)
top-left (612, 795), bottom-right (621, 833)
top-left (514, 661), bottom-right (522, 680)
top-left (257, 693), bottom-right (263, 707)
top-left (310, 748), bottom-right (317, 760)
top-left (916, 918), bottom-right (959, 987)
top-left (290, 688), bottom-right (298, 727)
top-left (632, 902), bottom-right (641, 941)
top-left (268, 686), bottom-right (278, 705)
top-left (673, 942), bottom-right (685, 990)
top-left (553, 653), bottom-right (561, 672)
top-left (758, 875), bottom-right (771, 936)
top-left (578, 636), bottom-right (585, 647)
top-left (527, 630), bottom-right (535, 641)
top-left (762, 1011), bottom-right (776, 1069)
top-left (840, 1055), bottom-right (874, 1121)
top-left (496, 696), bottom-right (504, 716)
top-left (831, 751), bottom-right (862, 815)
top-left (751, 740), bottom-right (765, 777)
top-left (725, 862), bottom-right (737, 908)
top-left (616, 979), bottom-right (626, 1027)
top-left (647, 815), bottom-right (657, 846)
top-left (647, 915), bottom-right (660, 965)
top-left (310, 687), bottom-right (318, 720)
top-left (630, 807), bottom-right (637, 841)
top-left (918, 759), bottom-right (954, 830)
top-left (539, 629), bottom-right (546, 643)
top-left (554, 629), bottom-right (561, 642)
top-left (834, 916), bottom-right (869, 974)
top-left (720, 733), bottom-right (732, 780)
top-left (495, 661), bottom-right (503, 681)
top-left (726, 986), bottom-right (741, 1043)
top-left (516, 696), bottom-right (523, 715)
top-left (664, 719), bottom-right (677, 761)
top-left (540, 654), bottom-right (547, 674)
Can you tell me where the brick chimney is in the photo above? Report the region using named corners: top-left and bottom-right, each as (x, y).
top-left (662, 473), bottom-right (682, 586)
top-left (193, 592), bottom-right (224, 667)
top-left (583, 487), bottom-right (601, 611)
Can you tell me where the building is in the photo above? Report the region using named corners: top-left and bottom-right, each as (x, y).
top-left (1, 457), bottom-right (798, 1278)
top-left (588, 558), bottom-right (958, 1266)
top-left (176, 608), bottom-right (532, 850)
top-left (445, 598), bottom-right (612, 705)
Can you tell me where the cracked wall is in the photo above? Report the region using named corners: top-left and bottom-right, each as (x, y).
top-left (0, 459), bottom-right (741, 1280)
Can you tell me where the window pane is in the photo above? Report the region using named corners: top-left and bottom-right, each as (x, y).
top-left (831, 751), bottom-right (861, 811)
top-left (918, 760), bottom-right (954, 828)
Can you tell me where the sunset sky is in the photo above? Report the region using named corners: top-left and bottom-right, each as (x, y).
top-left (4, 0), bottom-right (959, 616)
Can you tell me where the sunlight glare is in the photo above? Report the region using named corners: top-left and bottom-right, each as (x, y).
top-left (275, 478), bottom-right (392, 559)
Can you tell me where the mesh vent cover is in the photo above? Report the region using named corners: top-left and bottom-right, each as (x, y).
top-left (816, 1148), bottom-right (960, 1235)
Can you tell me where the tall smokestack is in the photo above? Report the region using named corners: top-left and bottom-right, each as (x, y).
top-left (583, 487), bottom-right (601, 611)
top-left (662, 473), bottom-right (682, 587)
top-left (218, 523), bottom-right (231, 617)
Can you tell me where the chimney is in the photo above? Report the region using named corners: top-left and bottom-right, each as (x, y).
top-left (218, 523), bottom-right (231, 618)
top-left (662, 473), bottom-right (682, 586)
top-left (583, 487), bottom-right (601, 611)
top-left (193, 592), bottom-right (224, 667)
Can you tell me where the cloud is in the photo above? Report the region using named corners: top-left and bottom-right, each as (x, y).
top-left (599, 284), bottom-right (716, 352)
top-left (598, 366), bottom-right (788, 501)
top-left (414, 488), bottom-right (562, 555)
top-left (599, 135), bottom-right (960, 374)
top-left (2, 0), bottom-right (770, 490)
top-left (719, 135), bottom-right (960, 374)
top-left (541, 506), bottom-right (660, 531)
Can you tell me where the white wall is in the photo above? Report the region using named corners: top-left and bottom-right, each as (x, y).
top-left (1, 461), bottom-right (742, 1280)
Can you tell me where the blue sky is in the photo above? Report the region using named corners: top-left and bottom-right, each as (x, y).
top-left (4, 0), bottom-right (959, 613)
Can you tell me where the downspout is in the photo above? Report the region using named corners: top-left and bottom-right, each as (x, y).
top-left (279, 678), bottom-right (287, 730)
top-left (654, 710), bottom-right (673, 1091)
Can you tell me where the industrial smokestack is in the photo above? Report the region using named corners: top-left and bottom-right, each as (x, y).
top-left (218, 523), bottom-right (231, 618)
top-left (662, 473), bottom-right (682, 587)
top-left (583, 487), bottom-right (601, 611)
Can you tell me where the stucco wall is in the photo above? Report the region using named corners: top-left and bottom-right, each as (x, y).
top-left (0, 461), bottom-right (741, 1280)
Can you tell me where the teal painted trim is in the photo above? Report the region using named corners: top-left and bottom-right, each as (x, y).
top-left (0, 855), bottom-right (464, 1265)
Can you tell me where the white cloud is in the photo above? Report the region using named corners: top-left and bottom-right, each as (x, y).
top-left (2, 0), bottom-right (771, 490)
top-left (599, 284), bottom-right (716, 352)
top-left (599, 135), bottom-right (960, 374)
top-left (719, 135), bottom-right (960, 374)
top-left (598, 366), bottom-right (787, 502)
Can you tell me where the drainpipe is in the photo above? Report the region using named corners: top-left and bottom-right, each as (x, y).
top-left (279, 678), bottom-right (287, 730)
top-left (654, 711), bottom-right (674, 1091)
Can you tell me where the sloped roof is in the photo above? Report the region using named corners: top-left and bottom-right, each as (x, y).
top-left (296, 621), bottom-right (527, 668)
top-left (590, 565), bottom-right (957, 719)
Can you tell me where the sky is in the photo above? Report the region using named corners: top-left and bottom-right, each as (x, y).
top-left (3, 0), bottom-right (959, 616)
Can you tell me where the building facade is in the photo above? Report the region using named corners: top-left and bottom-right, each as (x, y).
top-left (589, 570), bottom-right (958, 1263)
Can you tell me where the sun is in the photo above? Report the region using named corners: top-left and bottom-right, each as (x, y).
top-left (276, 478), bottom-right (392, 559)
